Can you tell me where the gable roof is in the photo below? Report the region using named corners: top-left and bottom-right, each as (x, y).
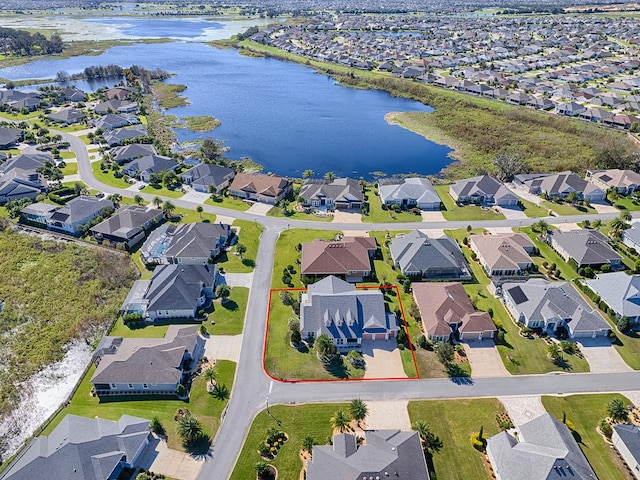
top-left (158, 222), bottom-right (231, 260)
top-left (0, 152), bottom-right (50, 174)
top-left (49, 196), bottom-right (113, 225)
top-left (181, 163), bottom-right (235, 190)
top-left (122, 154), bottom-right (177, 176)
top-left (588, 169), bottom-right (640, 190)
top-left (229, 172), bottom-right (291, 198)
top-left (0, 127), bottom-right (23, 147)
top-left (299, 177), bottom-right (363, 204)
top-left (549, 229), bottom-right (621, 266)
top-left (46, 108), bottom-right (85, 123)
top-left (307, 430), bottom-right (429, 480)
top-left (0, 414), bottom-right (149, 480)
top-left (378, 177), bottom-right (440, 205)
top-left (470, 233), bottom-right (534, 272)
top-left (301, 236), bottom-right (376, 276)
top-left (450, 175), bottom-right (516, 201)
top-left (518, 171), bottom-right (603, 197)
top-left (111, 143), bottom-right (157, 163)
top-left (90, 206), bottom-right (163, 240)
top-left (145, 263), bottom-right (217, 313)
top-left (587, 272), bottom-right (640, 319)
top-left (487, 413), bottom-right (597, 480)
top-left (389, 230), bottom-right (469, 277)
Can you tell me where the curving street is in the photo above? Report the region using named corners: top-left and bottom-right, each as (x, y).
top-left (59, 130), bottom-right (640, 480)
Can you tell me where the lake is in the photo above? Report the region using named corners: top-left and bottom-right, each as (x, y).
top-left (0, 24), bottom-right (452, 179)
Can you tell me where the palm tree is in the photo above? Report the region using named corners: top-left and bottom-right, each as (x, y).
top-left (107, 193), bottom-right (122, 207)
top-left (177, 414), bottom-right (203, 443)
top-left (236, 243), bottom-right (247, 259)
top-left (196, 205), bottom-right (203, 220)
top-left (215, 284), bottom-right (231, 302)
top-left (324, 171), bottom-right (336, 182)
top-left (412, 420), bottom-right (443, 454)
top-left (592, 218), bottom-right (603, 229)
top-left (608, 398), bottom-right (629, 422)
top-left (153, 196), bottom-right (163, 208)
top-left (302, 435), bottom-right (315, 455)
top-left (547, 343), bottom-right (561, 360)
top-left (620, 210), bottom-right (632, 222)
top-left (315, 333), bottom-right (337, 362)
top-left (208, 185), bottom-right (217, 198)
top-left (330, 410), bottom-right (352, 433)
top-left (133, 194), bottom-right (144, 205)
top-left (533, 219), bottom-right (548, 235)
top-left (349, 398), bottom-right (368, 427)
top-left (162, 200), bottom-right (176, 219)
top-left (302, 169), bottom-right (314, 179)
top-left (204, 366), bottom-right (218, 391)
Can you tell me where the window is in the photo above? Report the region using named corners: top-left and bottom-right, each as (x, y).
top-left (143, 384), bottom-right (148, 389)
top-left (110, 383), bottom-right (116, 389)
top-left (128, 384), bottom-right (133, 389)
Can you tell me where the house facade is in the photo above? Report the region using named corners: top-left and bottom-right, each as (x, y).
top-left (586, 169), bottom-right (640, 195)
top-left (612, 424), bottom-right (640, 480)
top-left (449, 175), bottom-right (518, 206)
top-left (587, 272), bottom-right (640, 324)
top-left (298, 177), bottom-right (364, 210)
top-left (180, 163), bottom-right (235, 193)
top-left (378, 177), bottom-right (441, 210)
top-left (46, 196), bottom-right (114, 235)
top-left (228, 172), bottom-right (292, 204)
top-left (90, 206), bottom-right (164, 249)
top-left (513, 171), bottom-right (605, 201)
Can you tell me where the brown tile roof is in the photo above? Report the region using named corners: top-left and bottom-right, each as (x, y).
top-left (229, 173), bottom-right (290, 198)
top-left (470, 233), bottom-right (534, 272)
top-left (301, 236), bottom-right (376, 276)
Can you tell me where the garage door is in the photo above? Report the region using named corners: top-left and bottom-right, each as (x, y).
top-left (363, 333), bottom-right (374, 340)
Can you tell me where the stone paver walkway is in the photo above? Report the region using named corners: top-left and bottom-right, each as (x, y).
top-left (204, 335), bottom-right (243, 363)
top-left (577, 338), bottom-right (632, 374)
top-left (498, 396), bottom-right (547, 427)
top-left (246, 202), bottom-right (273, 216)
top-left (138, 434), bottom-right (203, 480)
top-left (462, 339), bottom-right (510, 378)
top-left (361, 340), bottom-right (407, 379)
top-left (366, 400), bottom-right (411, 430)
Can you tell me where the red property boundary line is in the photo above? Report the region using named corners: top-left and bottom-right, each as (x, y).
top-left (263, 284), bottom-right (420, 383)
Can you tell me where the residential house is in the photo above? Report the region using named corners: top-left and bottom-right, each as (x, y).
top-left (612, 424), bottom-right (640, 479)
top-left (45, 108), bottom-right (86, 125)
top-left (19, 202), bottom-right (58, 225)
top-left (105, 86), bottom-right (134, 100)
top-left (94, 99), bottom-right (138, 114)
top-left (46, 196), bottom-right (113, 235)
top-left (61, 87), bottom-right (87, 102)
top-left (487, 413), bottom-right (597, 480)
top-left (513, 171), bottom-right (605, 201)
top-left (389, 230), bottom-right (470, 280)
top-left (103, 124), bottom-right (148, 147)
top-left (0, 127), bottom-right (23, 148)
top-left (378, 177), bottom-right (441, 210)
top-left (121, 154), bottom-right (178, 182)
top-left (413, 282), bottom-right (496, 342)
top-left (94, 113), bottom-right (140, 132)
top-left (301, 236), bottom-right (377, 282)
top-left (306, 431), bottom-right (429, 480)
top-left (470, 233), bottom-right (535, 276)
top-left (120, 263), bottom-right (218, 320)
top-left (624, 221), bottom-right (640, 252)
top-left (587, 271), bottom-right (640, 324)
top-left (228, 172), bottom-right (292, 204)
top-left (0, 168), bottom-right (47, 205)
top-left (449, 175), bottom-right (518, 206)
top-left (90, 205), bottom-right (164, 249)
top-left (111, 143), bottom-right (157, 164)
top-left (0, 152), bottom-right (50, 174)
top-left (586, 169), bottom-right (640, 195)
top-left (180, 163), bottom-right (235, 193)
top-left (91, 325), bottom-right (204, 396)
top-left (556, 101), bottom-right (586, 116)
top-left (548, 229), bottom-right (622, 269)
top-left (0, 414), bottom-right (150, 480)
top-left (502, 278), bottom-right (610, 338)
top-left (140, 222), bottom-right (232, 265)
top-left (300, 275), bottom-right (399, 347)
top-left (298, 177), bottom-right (364, 210)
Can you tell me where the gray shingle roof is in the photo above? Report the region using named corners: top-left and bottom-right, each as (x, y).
top-left (613, 424), bottom-right (640, 465)
top-left (90, 206), bottom-right (162, 241)
top-left (0, 414), bottom-right (150, 480)
top-left (450, 175), bottom-right (516, 202)
top-left (141, 222), bottom-right (232, 263)
top-left (378, 177), bottom-right (440, 206)
top-left (587, 272), bottom-right (640, 319)
top-left (145, 263), bottom-right (218, 313)
top-left (549, 229), bottom-right (621, 266)
top-left (299, 177), bottom-right (363, 204)
top-left (182, 163), bottom-right (235, 191)
top-left (49, 196), bottom-right (113, 225)
top-left (307, 430), bottom-right (429, 480)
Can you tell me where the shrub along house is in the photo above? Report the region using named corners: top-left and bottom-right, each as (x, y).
top-left (91, 325), bottom-right (204, 397)
top-left (300, 276), bottom-right (399, 348)
top-left (587, 271), bottom-right (640, 325)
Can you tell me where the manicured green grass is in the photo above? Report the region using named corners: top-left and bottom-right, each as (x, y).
top-left (78, 134), bottom-right (91, 145)
top-left (204, 195), bottom-right (251, 211)
top-left (142, 184), bottom-right (185, 199)
top-left (613, 196), bottom-right (640, 211)
top-left (91, 161), bottom-right (131, 189)
top-left (542, 394), bottom-right (632, 480)
top-left (172, 206), bottom-right (216, 224)
top-left (267, 205), bottom-right (333, 222)
top-left (108, 318), bottom-right (170, 338)
top-left (58, 151), bottom-right (76, 160)
top-left (217, 220), bottom-right (263, 273)
top-left (408, 398), bottom-right (506, 480)
top-left (541, 200), bottom-right (598, 216)
top-left (519, 226), bottom-right (579, 281)
top-left (42, 360), bottom-right (236, 452)
top-left (0, 110), bottom-right (40, 120)
top-left (60, 162), bottom-right (78, 176)
top-left (445, 228), bottom-right (589, 375)
top-left (271, 229), bottom-right (339, 288)
top-left (363, 188), bottom-right (422, 223)
top-left (230, 403), bottom-right (348, 480)
top-left (265, 293), bottom-right (365, 380)
top-left (519, 198), bottom-right (549, 217)
top-left (207, 287), bottom-right (248, 336)
top-left (47, 122), bottom-right (89, 133)
top-left (436, 185), bottom-right (506, 221)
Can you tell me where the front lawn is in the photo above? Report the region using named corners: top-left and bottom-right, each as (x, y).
top-left (229, 403), bottom-right (348, 480)
top-left (363, 187), bottom-right (422, 223)
top-left (91, 161), bottom-right (132, 189)
top-left (207, 287), bottom-right (248, 336)
top-left (613, 196), bottom-right (640, 212)
top-left (204, 195), bottom-right (250, 211)
top-left (541, 200), bottom-right (598, 216)
top-left (435, 185), bottom-right (506, 221)
top-left (271, 228), bottom-right (339, 288)
top-left (264, 291), bottom-right (366, 381)
top-left (519, 198), bottom-right (549, 218)
top-left (141, 184), bottom-right (185, 199)
top-left (60, 162), bottom-right (78, 176)
top-left (172, 206), bottom-right (216, 224)
top-left (267, 205), bottom-right (333, 222)
top-left (217, 220), bottom-right (263, 273)
top-left (408, 398), bottom-right (506, 480)
top-left (542, 394), bottom-right (632, 480)
top-left (42, 360), bottom-right (236, 453)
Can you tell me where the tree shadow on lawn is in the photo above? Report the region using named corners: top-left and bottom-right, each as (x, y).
top-left (552, 355), bottom-right (573, 371)
top-left (221, 299), bottom-right (238, 312)
top-left (211, 384), bottom-right (229, 401)
top-left (242, 258), bottom-right (255, 268)
top-left (184, 434), bottom-right (212, 458)
top-left (323, 357), bottom-right (351, 379)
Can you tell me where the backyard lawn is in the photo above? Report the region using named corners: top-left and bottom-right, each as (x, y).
top-left (229, 403), bottom-right (348, 480)
top-left (435, 185), bottom-right (506, 221)
top-left (42, 360), bottom-right (236, 452)
top-left (363, 188), bottom-right (422, 223)
top-left (207, 287), bottom-right (248, 336)
top-left (217, 220), bottom-right (263, 273)
top-left (542, 394), bottom-right (632, 480)
top-left (408, 398), bottom-right (507, 480)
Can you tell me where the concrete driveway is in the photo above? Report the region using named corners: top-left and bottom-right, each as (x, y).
top-left (591, 200), bottom-right (618, 214)
top-left (204, 335), bottom-right (243, 363)
top-left (462, 339), bottom-right (510, 378)
top-left (366, 400), bottom-right (411, 430)
top-left (137, 434), bottom-right (203, 480)
top-left (218, 272), bottom-right (253, 288)
top-left (505, 183), bottom-right (542, 205)
top-left (498, 396), bottom-right (546, 427)
top-left (497, 205), bottom-right (527, 220)
top-left (420, 210), bottom-right (445, 221)
top-left (333, 210), bottom-right (362, 223)
top-left (361, 340), bottom-right (407, 379)
top-left (577, 338), bottom-right (632, 373)
top-left (246, 202), bottom-right (273, 216)
top-left (181, 190), bottom-right (209, 204)
top-left (419, 228), bottom-right (446, 238)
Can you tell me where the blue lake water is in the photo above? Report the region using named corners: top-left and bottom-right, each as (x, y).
top-left (0, 40), bottom-right (452, 178)
top-left (83, 16), bottom-right (225, 39)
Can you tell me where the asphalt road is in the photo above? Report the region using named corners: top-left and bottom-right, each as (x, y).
top-left (60, 131), bottom-right (640, 480)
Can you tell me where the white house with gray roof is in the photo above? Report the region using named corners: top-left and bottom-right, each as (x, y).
top-left (300, 276), bottom-right (399, 348)
top-left (390, 230), bottom-right (470, 280)
top-left (0, 414), bottom-right (150, 480)
top-left (90, 325), bottom-right (203, 397)
top-left (470, 233), bottom-right (535, 277)
top-left (449, 175), bottom-right (518, 206)
top-left (548, 229), bottom-right (621, 269)
top-left (502, 278), bottom-right (610, 338)
top-left (122, 154), bottom-right (178, 182)
top-left (487, 413), bottom-right (597, 480)
top-left (299, 177), bottom-right (364, 210)
top-left (586, 169), bottom-right (640, 195)
top-left (378, 177), bottom-right (441, 210)
top-left (513, 171), bottom-right (605, 201)
top-left (623, 221), bottom-right (640, 252)
top-left (46, 196), bottom-right (114, 235)
top-left (306, 430), bottom-right (429, 480)
top-left (613, 424), bottom-right (640, 479)
top-left (180, 163), bottom-right (235, 193)
top-left (587, 272), bottom-right (640, 324)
